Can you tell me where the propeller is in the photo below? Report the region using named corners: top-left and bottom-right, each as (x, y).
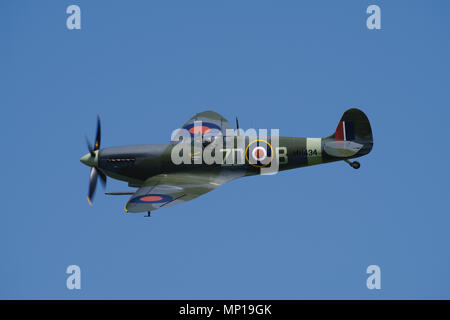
top-left (84, 115), bottom-right (106, 205)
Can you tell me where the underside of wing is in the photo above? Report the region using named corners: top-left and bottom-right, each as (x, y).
top-left (124, 170), bottom-right (241, 213)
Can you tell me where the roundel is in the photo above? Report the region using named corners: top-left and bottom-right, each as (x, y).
top-left (245, 139), bottom-right (274, 167)
top-left (130, 194), bottom-right (173, 204)
top-left (252, 147), bottom-right (266, 161)
top-left (183, 122), bottom-right (222, 137)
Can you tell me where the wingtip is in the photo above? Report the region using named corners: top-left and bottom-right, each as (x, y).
top-left (87, 197), bottom-right (92, 206)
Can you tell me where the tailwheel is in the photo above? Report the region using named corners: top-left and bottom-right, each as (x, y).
top-left (351, 161), bottom-right (360, 169)
top-left (344, 159), bottom-right (360, 169)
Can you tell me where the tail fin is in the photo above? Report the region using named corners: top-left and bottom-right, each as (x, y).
top-left (324, 108), bottom-right (373, 158)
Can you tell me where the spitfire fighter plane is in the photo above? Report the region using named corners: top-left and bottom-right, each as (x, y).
top-left (80, 108), bottom-right (373, 215)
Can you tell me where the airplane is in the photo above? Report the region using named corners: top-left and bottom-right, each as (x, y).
top-left (80, 108), bottom-right (373, 215)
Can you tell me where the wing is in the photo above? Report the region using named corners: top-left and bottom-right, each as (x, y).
top-left (172, 111), bottom-right (233, 141)
top-left (124, 170), bottom-right (242, 213)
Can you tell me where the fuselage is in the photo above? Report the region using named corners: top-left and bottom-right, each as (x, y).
top-left (82, 136), bottom-right (372, 187)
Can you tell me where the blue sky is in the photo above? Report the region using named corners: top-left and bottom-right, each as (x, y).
top-left (1, 0), bottom-right (449, 299)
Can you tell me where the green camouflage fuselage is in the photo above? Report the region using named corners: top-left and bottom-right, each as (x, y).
top-left (97, 135), bottom-right (372, 187)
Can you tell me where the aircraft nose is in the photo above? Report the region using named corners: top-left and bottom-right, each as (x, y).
top-left (80, 153), bottom-right (95, 167)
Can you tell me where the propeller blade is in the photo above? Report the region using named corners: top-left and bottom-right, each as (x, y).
top-left (87, 167), bottom-right (98, 205)
top-left (85, 136), bottom-right (95, 157)
top-left (95, 115), bottom-right (101, 150)
top-left (98, 170), bottom-right (107, 187)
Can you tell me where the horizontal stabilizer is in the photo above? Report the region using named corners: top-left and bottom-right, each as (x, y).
top-left (324, 140), bottom-right (363, 157)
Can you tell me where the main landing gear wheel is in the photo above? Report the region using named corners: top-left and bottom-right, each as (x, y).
top-left (145, 211), bottom-right (151, 217)
top-left (344, 159), bottom-right (360, 169)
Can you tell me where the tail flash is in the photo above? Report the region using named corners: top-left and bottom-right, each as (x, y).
top-left (335, 121), bottom-right (355, 141)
